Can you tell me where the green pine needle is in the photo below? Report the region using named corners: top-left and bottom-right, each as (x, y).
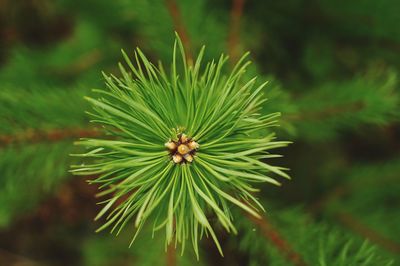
top-left (71, 34), bottom-right (290, 258)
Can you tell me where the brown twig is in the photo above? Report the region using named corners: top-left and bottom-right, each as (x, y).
top-left (336, 211), bottom-right (400, 254)
top-left (0, 127), bottom-right (102, 147)
top-left (247, 214), bottom-right (307, 266)
top-left (309, 174), bottom-right (398, 213)
top-left (48, 50), bottom-right (103, 79)
top-left (309, 186), bottom-right (349, 213)
top-left (166, 242), bottom-right (176, 266)
top-left (286, 101), bottom-right (365, 122)
top-left (0, 247), bottom-right (40, 266)
top-left (228, 0), bottom-right (245, 63)
top-left (166, 219), bottom-right (176, 266)
top-left (308, 175), bottom-right (400, 254)
top-left (165, 0), bottom-right (193, 60)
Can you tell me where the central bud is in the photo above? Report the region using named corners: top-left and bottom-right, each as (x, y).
top-left (165, 133), bottom-right (199, 164)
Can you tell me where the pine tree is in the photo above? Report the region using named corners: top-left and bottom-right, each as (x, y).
top-left (0, 0), bottom-right (399, 265)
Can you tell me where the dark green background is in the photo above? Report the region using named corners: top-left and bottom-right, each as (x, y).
top-left (0, 0), bottom-right (399, 265)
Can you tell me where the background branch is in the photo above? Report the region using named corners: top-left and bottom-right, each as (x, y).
top-left (247, 214), bottom-right (307, 266)
top-left (0, 127), bottom-right (101, 147)
top-left (228, 0), bottom-right (245, 63)
top-left (165, 0), bottom-right (193, 60)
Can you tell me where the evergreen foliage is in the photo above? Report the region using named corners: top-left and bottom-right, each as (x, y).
top-left (0, 0), bottom-right (399, 265)
top-left (72, 36), bottom-right (289, 257)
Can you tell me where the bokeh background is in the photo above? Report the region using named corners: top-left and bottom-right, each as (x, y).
top-left (0, 0), bottom-right (399, 265)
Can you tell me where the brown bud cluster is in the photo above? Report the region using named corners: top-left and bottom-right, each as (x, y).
top-left (165, 133), bottom-right (199, 164)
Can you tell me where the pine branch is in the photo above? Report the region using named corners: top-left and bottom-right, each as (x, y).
top-left (285, 71), bottom-right (399, 140)
top-left (287, 101), bottom-right (364, 121)
top-left (49, 49), bottom-right (103, 78)
top-left (166, 242), bottom-right (177, 266)
top-left (228, 0), bottom-right (245, 63)
top-left (308, 159), bottom-right (400, 255)
top-left (0, 142), bottom-right (79, 226)
top-left (165, 0), bottom-right (192, 59)
top-left (247, 214), bottom-right (307, 266)
top-left (0, 86), bottom-right (90, 135)
top-left (236, 207), bottom-right (394, 265)
top-left (72, 35), bottom-right (289, 257)
top-left (337, 211), bottom-right (400, 254)
top-left (0, 247), bottom-right (40, 266)
top-left (310, 174), bottom-right (397, 213)
top-left (0, 127), bottom-right (101, 147)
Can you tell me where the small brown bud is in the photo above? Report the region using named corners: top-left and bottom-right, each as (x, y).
top-left (165, 141), bottom-right (177, 150)
top-left (178, 144), bottom-right (190, 155)
top-left (188, 141), bottom-right (199, 150)
top-left (180, 134), bottom-right (188, 143)
top-left (172, 154), bottom-right (183, 163)
top-left (167, 132), bottom-right (198, 164)
top-left (184, 154), bottom-right (193, 162)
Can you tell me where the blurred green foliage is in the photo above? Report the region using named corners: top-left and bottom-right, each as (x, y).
top-left (0, 0), bottom-right (399, 265)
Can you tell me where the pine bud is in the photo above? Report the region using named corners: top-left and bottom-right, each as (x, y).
top-left (188, 141), bottom-right (199, 150)
top-left (184, 154), bottom-right (193, 162)
top-left (178, 144), bottom-right (190, 155)
top-left (165, 141), bottom-right (177, 150)
top-left (180, 134), bottom-right (188, 143)
top-left (172, 154), bottom-right (183, 163)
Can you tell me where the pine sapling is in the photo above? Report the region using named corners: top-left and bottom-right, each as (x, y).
top-left (71, 35), bottom-right (290, 258)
